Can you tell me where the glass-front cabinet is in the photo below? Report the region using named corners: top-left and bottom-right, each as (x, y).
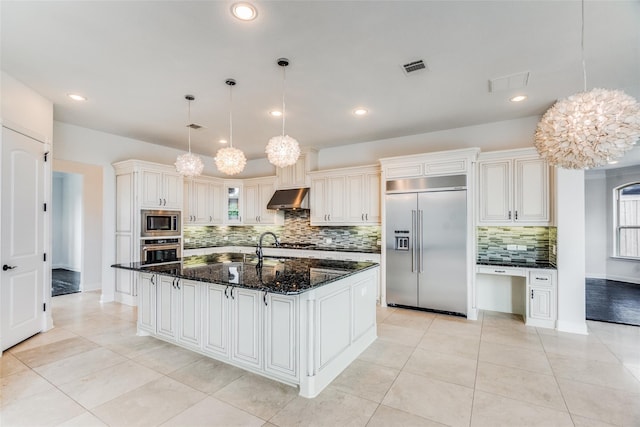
top-left (225, 182), bottom-right (242, 224)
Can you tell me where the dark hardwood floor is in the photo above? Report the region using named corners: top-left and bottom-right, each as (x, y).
top-left (586, 278), bottom-right (640, 327)
top-left (52, 268), bottom-right (80, 297)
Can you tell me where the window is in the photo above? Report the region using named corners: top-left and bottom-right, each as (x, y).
top-left (615, 182), bottom-right (640, 259)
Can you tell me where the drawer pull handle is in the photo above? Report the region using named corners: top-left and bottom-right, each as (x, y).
top-left (531, 289), bottom-right (534, 299)
top-left (494, 270), bottom-right (506, 273)
top-left (536, 277), bottom-right (549, 281)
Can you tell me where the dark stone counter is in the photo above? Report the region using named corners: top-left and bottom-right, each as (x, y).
top-left (112, 253), bottom-right (378, 295)
top-left (476, 260), bottom-right (557, 270)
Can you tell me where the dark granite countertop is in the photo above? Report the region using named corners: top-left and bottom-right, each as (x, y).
top-left (476, 260), bottom-right (557, 270)
top-left (112, 253), bottom-right (378, 295)
top-left (183, 244), bottom-right (381, 255)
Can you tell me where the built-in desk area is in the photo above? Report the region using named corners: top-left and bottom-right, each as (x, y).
top-left (475, 262), bottom-right (557, 329)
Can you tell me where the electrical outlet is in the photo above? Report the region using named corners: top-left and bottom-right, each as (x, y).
top-left (376, 240), bottom-right (382, 246)
top-left (223, 236), bottom-right (229, 241)
top-left (552, 244), bottom-right (557, 255)
top-left (251, 236), bottom-right (257, 241)
top-left (184, 238), bottom-right (191, 243)
top-left (507, 244), bottom-right (517, 251)
top-left (517, 245), bottom-right (527, 251)
top-left (324, 237), bottom-right (332, 244)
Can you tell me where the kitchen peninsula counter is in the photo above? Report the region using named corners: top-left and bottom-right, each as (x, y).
top-left (111, 254), bottom-right (379, 398)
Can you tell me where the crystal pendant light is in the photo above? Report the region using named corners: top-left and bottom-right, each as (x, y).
top-left (265, 58), bottom-right (301, 168)
top-left (175, 95), bottom-right (204, 177)
top-left (215, 79), bottom-right (247, 175)
top-left (534, 0), bottom-right (640, 169)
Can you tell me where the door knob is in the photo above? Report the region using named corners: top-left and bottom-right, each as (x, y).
top-left (3, 264), bottom-right (17, 271)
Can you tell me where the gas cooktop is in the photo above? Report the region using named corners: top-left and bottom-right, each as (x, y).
top-left (278, 242), bottom-right (317, 249)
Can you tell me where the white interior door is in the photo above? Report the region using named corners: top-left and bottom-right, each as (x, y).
top-left (1, 126), bottom-right (45, 351)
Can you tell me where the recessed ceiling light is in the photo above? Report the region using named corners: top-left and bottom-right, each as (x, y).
top-left (231, 2), bottom-right (257, 21)
top-left (353, 108), bottom-right (368, 116)
top-left (270, 110), bottom-right (282, 117)
top-left (510, 95), bottom-right (527, 102)
top-left (67, 93), bottom-right (87, 101)
top-left (219, 139), bottom-right (228, 144)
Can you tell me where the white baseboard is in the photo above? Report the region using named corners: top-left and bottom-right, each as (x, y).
top-left (557, 320), bottom-right (588, 335)
top-left (606, 274), bottom-right (640, 285)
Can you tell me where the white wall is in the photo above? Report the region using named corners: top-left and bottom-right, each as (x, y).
top-left (585, 170), bottom-right (608, 279)
top-left (605, 165), bottom-right (640, 284)
top-left (317, 116), bottom-right (539, 169)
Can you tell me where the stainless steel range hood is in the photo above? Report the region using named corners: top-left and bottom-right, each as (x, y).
top-left (267, 188), bottom-right (310, 210)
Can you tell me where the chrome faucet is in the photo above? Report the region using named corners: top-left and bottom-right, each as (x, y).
top-left (256, 231), bottom-right (280, 264)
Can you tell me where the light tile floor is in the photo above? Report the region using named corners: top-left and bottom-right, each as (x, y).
top-left (1, 291), bottom-right (640, 426)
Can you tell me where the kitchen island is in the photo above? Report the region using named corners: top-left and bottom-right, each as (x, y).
top-left (112, 254), bottom-right (379, 398)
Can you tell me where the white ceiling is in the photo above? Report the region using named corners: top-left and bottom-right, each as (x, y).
top-left (2, 1), bottom-right (639, 163)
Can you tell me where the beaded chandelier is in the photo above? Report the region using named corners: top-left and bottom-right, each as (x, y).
top-left (265, 58), bottom-right (301, 168)
top-left (175, 95), bottom-right (204, 177)
top-left (534, 1), bottom-right (640, 169)
top-left (215, 79), bottom-right (247, 175)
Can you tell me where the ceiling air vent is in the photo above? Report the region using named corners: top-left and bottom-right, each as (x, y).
top-left (187, 123), bottom-right (203, 130)
top-left (401, 59), bottom-right (427, 75)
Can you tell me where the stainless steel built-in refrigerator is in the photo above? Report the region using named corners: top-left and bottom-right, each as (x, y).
top-left (385, 175), bottom-right (467, 316)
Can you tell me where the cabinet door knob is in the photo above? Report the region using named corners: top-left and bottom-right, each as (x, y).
top-left (531, 289), bottom-right (534, 299)
top-left (508, 210), bottom-right (512, 220)
top-left (515, 211), bottom-right (518, 220)
top-left (209, 216), bottom-right (212, 222)
top-left (159, 198), bottom-right (162, 206)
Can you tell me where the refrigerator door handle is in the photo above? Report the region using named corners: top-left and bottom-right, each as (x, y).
top-left (411, 209), bottom-right (417, 272)
top-left (418, 209), bottom-right (424, 273)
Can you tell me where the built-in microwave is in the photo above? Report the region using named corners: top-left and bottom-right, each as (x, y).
top-left (141, 209), bottom-right (181, 237)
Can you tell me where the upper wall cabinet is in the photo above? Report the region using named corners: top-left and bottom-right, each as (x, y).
top-left (309, 165), bottom-right (380, 226)
top-left (478, 148), bottom-right (552, 225)
top-left (275, 149), bottom-right (318, 190)
top-left (140, 166), bottom-right (183, 210)
top-left (243, 176), bottom-right (284, 225)
top-left (184, 176), bottom-right (224, 225)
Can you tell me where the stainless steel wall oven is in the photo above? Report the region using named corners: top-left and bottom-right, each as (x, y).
top-left (140, 238), bottom-right (181, 265)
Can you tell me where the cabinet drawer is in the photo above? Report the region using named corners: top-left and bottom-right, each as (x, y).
top-left (476, 266), bottom-right (526, 277)
top-left (529, 271), bottom-right (554, 286)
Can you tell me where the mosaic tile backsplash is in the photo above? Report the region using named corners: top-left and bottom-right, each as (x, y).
top-left (477, 226), bottom-right (556, 265)
top-left (184, 210), bottom-right (382, 253)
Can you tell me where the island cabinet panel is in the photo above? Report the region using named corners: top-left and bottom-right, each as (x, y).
top-left (265, 294), bottom-right (297, 380)
top-left (351, 274), bottom-right (377, 342)
top-left (202, 283), bottom-right (230, 358)
top-left (317, 288), bottom-right (351, 369)
top-left (177, 279), bottom-right (201, 350)
top-left (156, 275), bottom-right (178, 341)
top-left (231, 288), bottom-right (263, 369)
top-left (138, 273), bottom-right (156, 334)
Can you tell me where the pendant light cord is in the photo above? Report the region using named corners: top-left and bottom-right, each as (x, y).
top-left (581, 0), bottom-right (587, 92)
top-left (187, 98), bottom-right (192, 153)
top-left (229, 84), bottom-right (234, 148)
top-left (281, 65), bottom-right (286, 138)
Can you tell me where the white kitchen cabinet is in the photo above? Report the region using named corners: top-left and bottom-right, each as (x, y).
top-left (138, 272), bottom-right (156, 334)
top-left (310, 166), bottom-right (380, 225)
top-left (177, 279), bottom-right (201, 350)
top-left (345, 167), bottom-right (381, 224)
top-left (275, 149), bottom-right (317, 189)
top-left (184, 176), bottom-right (224, 225)
top-left (243, 177), bottom-right (284, 225)
top-left (230, 287), bottom-right (263, 369)
top-left (526, 270), bottom-right (557, 328)
top-left (203, 283), bottom-right (230, 358)
top-left (140, 167), bottom-right (183, 210)
top-left (478, 149), bottom-right (551, 225)
top-left (264, 293), bottom-right (297, 380)
top-left (225, 182), bottom-right (243, 224)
